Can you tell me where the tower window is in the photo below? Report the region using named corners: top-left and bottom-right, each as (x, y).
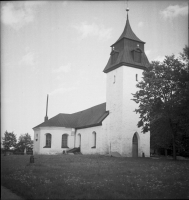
top-left (136, 74), bottom-right (138, 81)
top-left (113, 75), bottom-right (116, 84)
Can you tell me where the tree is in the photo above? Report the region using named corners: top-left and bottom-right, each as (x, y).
top-left (132, 46), bottom-right (189, 160)
top-left (16, 133), bottom-right (33, 152)
top-left (2, 131), bottom-right (17, 150)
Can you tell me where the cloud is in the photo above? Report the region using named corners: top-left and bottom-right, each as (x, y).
top-left (52, 63), bottom-right (72, 73)
top-left (160, 4), bottom-right (188, 20)
top-left (72, 22), bottom-right (112, 40)
top-left (19, 52), bottom-right (36, 66)
top-left (154, 55), bottom-right (165, 62)
top-left (49, 87), bottom-right (76, 96)
top-left (138, 21), bottom-right (144, 28)
top-left (1, 1), bottom-right (45, 30)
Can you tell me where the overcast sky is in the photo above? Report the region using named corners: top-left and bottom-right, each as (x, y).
top-left (1, 1), bottom-right (188, 140)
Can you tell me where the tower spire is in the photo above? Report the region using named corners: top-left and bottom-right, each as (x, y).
top-left (44, 94), bottom-right (49, 122)
top-left (103, 1), bottom-right (149, 73)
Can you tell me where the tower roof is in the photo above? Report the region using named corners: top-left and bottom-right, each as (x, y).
top-left (112, 13), bottom-right (145, 46)
top-left (103, 9), bottom-right (149, 73)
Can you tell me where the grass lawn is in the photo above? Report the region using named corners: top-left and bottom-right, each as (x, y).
top-left (1, 154), bottom-right (189, 199)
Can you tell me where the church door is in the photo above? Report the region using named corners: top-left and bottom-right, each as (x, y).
top-left (132, 133), bottom-right (138, 157)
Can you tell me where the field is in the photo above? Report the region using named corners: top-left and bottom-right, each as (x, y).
top-left (1, 154), bottom-right (189, 199)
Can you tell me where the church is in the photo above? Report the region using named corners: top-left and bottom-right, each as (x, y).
top-left (33, 8), bottom-right (150, 157)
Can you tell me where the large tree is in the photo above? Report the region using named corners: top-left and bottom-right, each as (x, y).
top-left (132, 46), bottom-right (189, 160)
top-left (16, 133), bottom-right (33, 152)
top-left (2, 131), bottom-right (17, 150)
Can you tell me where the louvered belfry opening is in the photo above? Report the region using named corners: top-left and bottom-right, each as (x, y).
top-left (133, 49), bottom-right (142, 63)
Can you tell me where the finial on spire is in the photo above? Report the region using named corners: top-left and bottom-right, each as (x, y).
top-left (126, 0), bottom-right (129, 19)
top-left (126, 7), bottom-right (129, 20)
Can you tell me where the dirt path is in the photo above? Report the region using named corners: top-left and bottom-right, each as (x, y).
top-left (1, 186), bottom-right (24, 200)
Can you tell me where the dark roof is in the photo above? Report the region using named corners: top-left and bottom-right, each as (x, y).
top-left (112, 14), bottom-right (145, 46)
top-left (33, 103), bottom-right (109, 129)
top-left (103, 46), bottom-right (150, 73)
top-left (103, 13), bottom-right (149, 73)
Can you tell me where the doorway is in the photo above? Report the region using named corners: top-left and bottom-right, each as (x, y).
top-left (132, 133), bottom-right (138, 157)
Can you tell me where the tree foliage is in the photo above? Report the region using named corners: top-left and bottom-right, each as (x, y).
top-left (16, 133), bottom-right (33, 152)
top-left (2, 131), bottom-right (17, 150)
top-left (132, 46), bottom-right (189, 159)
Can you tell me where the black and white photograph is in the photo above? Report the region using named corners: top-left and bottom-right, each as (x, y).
top-left (1, 0), bottom-right (189, 199)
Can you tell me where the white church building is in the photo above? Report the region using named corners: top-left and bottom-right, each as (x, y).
top-left (33, 10), bottom-right (150, 157)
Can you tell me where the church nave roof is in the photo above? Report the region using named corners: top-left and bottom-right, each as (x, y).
top-left (33, 102), bottom-right (109, 130)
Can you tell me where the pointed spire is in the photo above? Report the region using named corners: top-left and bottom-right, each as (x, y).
top-left (103, 4), bottom-right (150, 73)
top-left (111, 6), bottom-right (144, 46)
top-left (44, 94), bottom-right (49, 122)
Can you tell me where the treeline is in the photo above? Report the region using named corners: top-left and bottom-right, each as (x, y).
top-left (132, 46), bottom-right (189, 159)
top-left (1, 131), bottom-right (33, 154)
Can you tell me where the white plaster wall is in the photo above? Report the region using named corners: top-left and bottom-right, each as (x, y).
top-left (75, 126), bottom-right (103, 154)
top-left (106, 65), bottom-right (150, 157)
top-left (122, 66), bottom-right (143, 156)
top-left (101, 116), bottom-right (110, 154)
top-left (33, 127), bottom-right (74, 154)
top-left (106, 67), bottom-right (123, 153)
top-left (33, 129), bottom-right (40, 155)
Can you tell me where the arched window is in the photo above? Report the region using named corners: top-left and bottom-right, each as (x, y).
top-left (133, 133), bottom-right (138, 144)
top-left (62, 134), bottom-right (68, 148)
top-left (91, 131), bottom-right (96, 148)
top-left (46, 133), bottom-right (51, 148)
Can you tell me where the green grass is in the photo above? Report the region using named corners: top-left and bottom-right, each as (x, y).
top-left (1, 154), bottom-right (189, 199)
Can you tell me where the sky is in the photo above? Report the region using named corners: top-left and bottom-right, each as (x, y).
top-left (1, 1), bottom-right (188, 140)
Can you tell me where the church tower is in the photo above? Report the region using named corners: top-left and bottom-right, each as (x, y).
top-left (103, 8), bottom-right (150, 157)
